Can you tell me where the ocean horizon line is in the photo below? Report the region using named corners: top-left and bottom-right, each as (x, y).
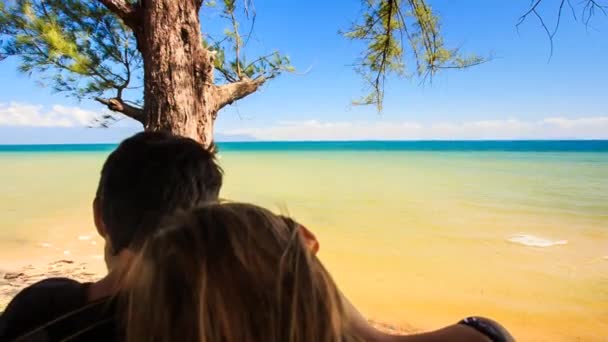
top-left (1, 140), bottom-right (607, 152)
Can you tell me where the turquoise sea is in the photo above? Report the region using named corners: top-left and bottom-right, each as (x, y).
top-left (1, 139), bottom-right (607, 152)
top-left (1, 140), bottom-right (607, 341)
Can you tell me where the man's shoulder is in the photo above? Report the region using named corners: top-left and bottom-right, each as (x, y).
top-left (1, 277), bottom-right (90, 340)
top-left (4, 277), bottom-right (89, 313)
top-left (15, 277), bottom-right (85, 292)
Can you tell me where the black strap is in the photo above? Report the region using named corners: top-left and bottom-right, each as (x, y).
top-left (459, 317), bottom-right (511, 342)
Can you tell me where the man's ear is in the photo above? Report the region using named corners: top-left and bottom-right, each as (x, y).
top-left (93, 197), bottom-right (107, 239)
top-left (299, 225), bottom-right (320, 255)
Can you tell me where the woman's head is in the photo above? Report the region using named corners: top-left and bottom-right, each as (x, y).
top-left (122, 202), bottom-right (359, 342)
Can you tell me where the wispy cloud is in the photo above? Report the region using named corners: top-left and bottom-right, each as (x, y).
top-left (224, 117), bottom-right (608, 140)
top-left (0, 102), bottom-right (99, 127)
top-left (3, 101), bottom-right (607, 141)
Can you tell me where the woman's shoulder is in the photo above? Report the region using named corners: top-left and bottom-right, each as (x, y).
top-left (379, 316), bottom-right (514, 342)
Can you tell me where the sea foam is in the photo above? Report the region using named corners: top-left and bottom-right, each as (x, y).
top-left (508, 234), bottom-right (568, 248)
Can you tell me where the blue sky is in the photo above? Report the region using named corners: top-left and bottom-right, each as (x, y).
top-left (1, 0), bottom-right (607, 143)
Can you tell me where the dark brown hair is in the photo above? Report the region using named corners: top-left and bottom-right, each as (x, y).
top-left (96, 131), bottom-right (222, 254)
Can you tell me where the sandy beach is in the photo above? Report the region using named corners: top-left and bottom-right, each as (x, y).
top-left (0, 260), bottom-right (100, 312)
top-left (1, 146), bottom-right (607, 341)
top-left (0, 259), bottom-right (412, 336)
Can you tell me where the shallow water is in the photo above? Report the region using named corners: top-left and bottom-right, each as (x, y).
top-left (1, 143), bottom-right (607, 341)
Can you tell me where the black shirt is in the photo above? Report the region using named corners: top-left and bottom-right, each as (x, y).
top-left (0, 278), bottom-right (116, 341)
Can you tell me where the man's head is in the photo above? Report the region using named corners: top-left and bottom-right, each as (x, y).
top-left (94, 131), bottom-right (222, 257)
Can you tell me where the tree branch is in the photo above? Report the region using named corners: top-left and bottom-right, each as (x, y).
top-left (214, 77), bottom-right (266, 112)
top-left (97, 0), bottom-right (139, 29)
top-left (229, 9), bottom-right (242, 78)
top-left (95, 97), bottom-right (145, 124)
top-left (517, 0), bottom-right (543, 27)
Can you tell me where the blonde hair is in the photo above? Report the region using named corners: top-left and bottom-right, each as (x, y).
top-left (121, 202), bottom-right (362, 342)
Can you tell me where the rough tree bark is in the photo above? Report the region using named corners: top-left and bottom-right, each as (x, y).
top-left (98, 0), bottom-right (266, 146)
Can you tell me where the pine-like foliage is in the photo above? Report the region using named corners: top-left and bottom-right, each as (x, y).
top-left (344, 0), bottom-right (486, 110)
top-left (0, 0), bottom-right (140, 102)
top-left (0, 0), bottom-right (293, 125)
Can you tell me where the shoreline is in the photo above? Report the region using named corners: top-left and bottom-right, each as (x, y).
top-left (0, 260), bottom-right (413, 335)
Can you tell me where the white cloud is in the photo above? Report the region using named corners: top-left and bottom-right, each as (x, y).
top-left (0, 102), bottom-right (99, 127)
top-left (224, 117), bottom-right (608, 140)
top-left (3, 101), bottom-right (606, 140)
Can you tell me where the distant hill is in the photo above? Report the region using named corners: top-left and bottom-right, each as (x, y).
top-left (214, 133), bottom-right (257, 142)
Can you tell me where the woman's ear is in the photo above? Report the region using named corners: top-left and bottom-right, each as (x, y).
top-left (93, 197), bottom-right (107, 239)
top-left (299, 225), bottom-right (320, 255)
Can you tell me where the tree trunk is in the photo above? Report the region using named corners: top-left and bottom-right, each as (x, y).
top-left (98, 0), bottom-right (268, 146)
top-left (138, 0), bottom-right (217, 146)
